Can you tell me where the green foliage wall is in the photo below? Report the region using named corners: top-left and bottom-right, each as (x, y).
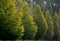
top-left (0, 0), bottom-right (24, 40)
top-left (0, 0), bottom-right (59, 40)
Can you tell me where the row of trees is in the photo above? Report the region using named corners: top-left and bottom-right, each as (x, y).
top-left (0, 0), bottom-right (60, 41)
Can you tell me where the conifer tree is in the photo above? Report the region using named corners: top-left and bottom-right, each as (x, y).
top-left (33, 5), bottom-right (48, 39)
top-left (21, 2), bottom-right (38, 39)
top-left (59, 10), bottom-right (60, 27)
top-left (53, 13), bottom-right (60, 40)
top-left (45, 10), bottom-right (54, 40)
top-left (57, 10), bottom-right (60, 41)
top-left (0, 0), bottom-right (24, 40)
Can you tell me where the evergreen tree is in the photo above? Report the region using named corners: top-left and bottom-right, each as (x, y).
top-left (0, 0), bottom-right (24, 40)
top-left (33, 5), bottom-right (48, 39)
top-left (59, 10), bottom-right (60, 27)
top-left (53, 13), bottom-right (59, 40)
top-left (21, 2), bottom-right (38, 39)
top-left (45, 10), bottom-right (54, 40)
top-left (57, 10), bottom-right (60, 41)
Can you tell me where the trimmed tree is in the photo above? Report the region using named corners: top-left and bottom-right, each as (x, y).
top-left (0, 0), bottom-right (24, 40)
top-left (45, 10), bottom-right (54, 40)
top-left (21, 2), bottom-right (38, 39)
top-left (53, 13), bottom-right (60, 40)
top-left (33, 5), bottom-right (48, 39)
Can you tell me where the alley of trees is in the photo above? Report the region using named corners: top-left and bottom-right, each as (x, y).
top-left (0, 0), bottom-right (60, 41)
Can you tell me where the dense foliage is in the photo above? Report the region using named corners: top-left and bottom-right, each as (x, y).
top-left (0, 0), bottom-right (59, 40)
top-left (21, 2), bottom-right (38, 39)
top-left (53, 13), bottom-right (60, 41)
top-left (0, 0), bottom-right (24, 40)
top-left (45, 10), bottom-right (54, 40)
top-left (33, 5), bottom-right (48, 39)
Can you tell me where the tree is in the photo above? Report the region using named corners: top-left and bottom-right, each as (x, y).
top-left (33, 5), bottom-right (48, 39)
top-left (0, 0), bottom-right (24, 40)
top-left (21, 2), bottom-right (38, 39)
top-left (57, 10), bottom-right (60, 41)
top-left (53, 13), bottom-right (60, 40)
top-left (59, 10), bottom-right (60, 27)
top-left (45, 10), bottom-right (54, 40)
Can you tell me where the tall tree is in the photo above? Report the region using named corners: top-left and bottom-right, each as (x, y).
top-left (59, 10), bottom-right (60, 27)
top-left (21, 1), bottom-right (38, 39)
top-left (0, 0), bottom-right (24, 40)
top-left (33, 5), bottom-right (48, 39)
top-left (57, 10), bottom-right (60, 41)
top-left (45, 10), bottom-right (54, 40)
top-left (53, 13), bottom-right (59, 40)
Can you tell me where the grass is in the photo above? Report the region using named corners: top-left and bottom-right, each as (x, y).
top-left (24, 40), bottom-right (35, 41)
top-left (16, 40), bottom-right (35, 41)
top-left (15, 39), bottom-right (46, 41)
top-left (16, 40), bottom-right (23, 41)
